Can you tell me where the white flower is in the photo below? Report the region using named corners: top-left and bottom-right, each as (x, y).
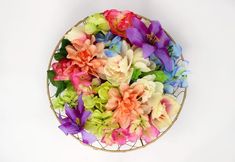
top-left (131, 74), bottom-right (164, 103)
top-left (64, 26), bottom-right (86, 42)
top-left (132, 48), bottom-right (156, 72)
top-left (103, 41), bottom-right (133, 86)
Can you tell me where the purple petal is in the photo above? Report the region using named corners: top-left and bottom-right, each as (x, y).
top-left (154, 49), bottom-right (173, 72)
top-left (126, 28), bottom-right (145, 47)
top-left (81, 130), bottom-right (96, 144)
top-left (59, 122), bottom-right (80, 135)
top-left (80, 110), bottom-right (91, 126)
top-left (149, 21), bottom-right (162, 35)
top-left (59, 115), bottom-right (71, 125)
top-left (65, 104), bottom-right (79, 123)
top-left (78, 95), bottom-right (84, 113)
top-left (155, 30), bottom-right (170, 48)
top-left (132, 17), bottom-right (148, 36)
top-left (142, 43), bottom-right (156, 58)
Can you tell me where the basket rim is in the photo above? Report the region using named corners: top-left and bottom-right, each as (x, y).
top-left (46, 13), bottom-right (187, 152)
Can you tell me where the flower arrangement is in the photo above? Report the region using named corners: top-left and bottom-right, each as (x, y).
top-left (47, 9), bottom-right (188, 151)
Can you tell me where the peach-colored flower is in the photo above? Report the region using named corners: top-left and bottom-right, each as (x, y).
top-left (65, 35), bottom-right (106, 78)
top-left (103, 9), bottom-right (138, 38)
top-left (106, 83), bottom-right (145, 129)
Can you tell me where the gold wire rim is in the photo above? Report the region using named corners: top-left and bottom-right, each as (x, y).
top-left (46, 13), bottom-right (187, 152)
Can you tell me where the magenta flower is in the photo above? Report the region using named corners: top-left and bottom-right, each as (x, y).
top-left (58, 95), bottom-right (96, 144)
top-left (126, 17), bottom-right (173, 71)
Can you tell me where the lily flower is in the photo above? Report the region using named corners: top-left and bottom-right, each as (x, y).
top-left (126, 17), bottom-right (173, 71)
top-left (58, 95), bottom-right (96, 144)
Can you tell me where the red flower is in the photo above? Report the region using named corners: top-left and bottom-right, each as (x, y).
top-left (103, 9), bottom-right (138, 38)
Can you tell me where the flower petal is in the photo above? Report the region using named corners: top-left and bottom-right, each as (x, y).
top-left (154, 49), bottom-right (173, 72)
top-left (81, 130), bottom-right (96, 144)
top-left (78, 95), bottom-right (84, 113)
top-left (59, 122), bottom-right (80, 135)
top-left (65, 104), bottom-right (79, 123)
top-left (132, 17), bottom-right (148, 36)
top-left (126, 28), bottom-right (145, 47)
top-left (142, 43), bottom-right (156, 58)
top-left (81, 110), bottom-right (91, 126)
top-left (149, 21), bottom-right (162, 35)
top-left (155, 30), bottom-right (170, 48)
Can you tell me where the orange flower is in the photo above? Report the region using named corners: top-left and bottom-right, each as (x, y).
top-left (65, 35), bottom-right (106, 78)
top-left (103, 9), bottom-right (138, 38)
top-left (106, 83), bottom-right (145, 128)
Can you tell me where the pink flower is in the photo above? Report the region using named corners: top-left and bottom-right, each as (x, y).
top-left (70, 71), bottom-right (93, 95)
top-left (128, 115), bottom-right (160, 143)
top-left (52, 59), bottom-right (79, 81)
top-left (103, 9), bottom-right (138, 38)
top-left (141, 125), bottom-right (160, 143)
top-left (111, 128), bottom-right (129, 145)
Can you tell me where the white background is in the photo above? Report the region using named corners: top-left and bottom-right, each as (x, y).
top-left (1, 0), bottom-right (235, 162)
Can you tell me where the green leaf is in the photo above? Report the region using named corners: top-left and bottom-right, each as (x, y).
top-left (131, 68), bottom-right (142, 81)
top-left (47, 70), bottom-right (56, 86)
top-left (141, 70), bottom-right (168, 83)
top-left (153, 71), bottom-right (168, 83)
top-left (54, 52), bottom-right (66, 61)
top-left (47, 70), bottom-right (67, 97)
top-left (61, 39), bottom-right (71, 48)
top-left (54, 81), bottom-right (66, 97)
top-left (53, 39), bottom-right (71, 61)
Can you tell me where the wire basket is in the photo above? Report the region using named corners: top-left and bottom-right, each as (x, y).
top-left (46, 14), bottom-right (187, 152)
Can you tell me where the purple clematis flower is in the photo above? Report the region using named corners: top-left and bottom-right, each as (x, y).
top-left (126, 17), bottom-right (173, 71)
top-left (58, 95), bottom-right (96, 144)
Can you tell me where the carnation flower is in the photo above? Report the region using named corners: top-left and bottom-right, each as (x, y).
top-left (106, 83), bottom-right (145, 129)
top-left (66, 35), bottom-right (106, 78)
top-left (52, 59), bottom-right (79, 81)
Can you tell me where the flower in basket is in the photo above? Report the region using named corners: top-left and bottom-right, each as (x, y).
top-left (47, 9), bottom-right (188, 149)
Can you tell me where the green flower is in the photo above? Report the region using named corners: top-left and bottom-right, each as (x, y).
top-left (82, 82), bottom-right (113, 112)
top-left (94, 81), bottom-right (112, 102)
top-left (84, 13), bottom-right (110, 34)
top-left (82, 95), bottom-right (105, 112)
top-left (52, 85), bottom-right (78, 109)
top-left (85, 110), bottom-right (118, 137)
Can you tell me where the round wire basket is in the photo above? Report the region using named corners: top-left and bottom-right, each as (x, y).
top-left (47, 14), bottom-right (187, 152)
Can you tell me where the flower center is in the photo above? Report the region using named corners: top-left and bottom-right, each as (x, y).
top-left (146, 32), bottom-right (160, 45)
top-left (76, 118), bottom-right (80, 125)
